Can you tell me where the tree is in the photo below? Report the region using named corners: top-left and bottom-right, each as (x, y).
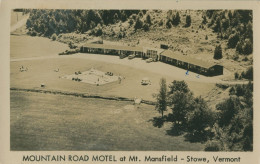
top-left (213, 45), bottom-right (223, 59)
top-left (185, 15), bottom-right (191, 27)
top-left (146, 14), bottom-right (152, 25)
top-left (216, 96), bottom-right (242, 127)
top-left (187, 97), bottom-right (215, 140)
top-left (169, 90), bottom-right (194, 127)
top-left (243, 39), bottom-right (253, 55)
top-left (202, 15), bottom-right (207, 24)
top-left (242, 66), bottom-right (253, 80)
top-left (168, 80), bottom-right (193, 127)
top-left (213, 17), bottom-right (221, 32)
top-left (228, 33), bottom-right (240, 48)
top-left (168, 80), bottom-right (190, 94)
top-left (134, 17), bottom-right (143, 30)
top-left (154, 78), bottom-right (168, 118)
top-left (172, 12), bottom-right (181, 26)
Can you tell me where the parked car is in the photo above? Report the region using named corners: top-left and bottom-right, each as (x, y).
top-left (146, 58), bottom-right (153, 63)
top-left (141, 77), bottom-right (151, 85)
top-left (128, 54), bottom-right (135, 59)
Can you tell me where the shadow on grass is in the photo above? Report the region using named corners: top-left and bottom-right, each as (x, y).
top-left (184, 131), bottom-right (213, 143)
top-left (166, 124), bottom-right (185, 136)
top-left (149, 116), bottom-right (165, 128)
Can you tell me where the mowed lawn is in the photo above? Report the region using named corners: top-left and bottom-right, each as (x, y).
top-left (11, 90), bottom-right (204, 151)
top-left (10, 35), bottom-right (68, 59)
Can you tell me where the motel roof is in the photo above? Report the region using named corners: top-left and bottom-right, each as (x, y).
top-left (160, 50), bottom-right (218, 68)
top-left (83, 43), bottom-right (143, 52)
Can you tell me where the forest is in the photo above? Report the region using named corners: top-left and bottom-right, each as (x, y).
top-left (24, 9), bottom-right (253, 56)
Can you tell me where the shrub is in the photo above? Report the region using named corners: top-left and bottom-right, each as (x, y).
top-left (205, 35), bottom-right (208, 40)
top-left (128, 18), bottom-right (134, 26)
top-left (51, 33), bottom-right (57, 41)
top-left (204, 140), bottom-right (223, 151)
top-left (216, 83), bottom-right (229, 89)
top-left (158, 19), bottom-right (163, 26)
top-left (242, 57), bottom-right (248, 61)
top-left (232, 54), bottom-right (239, 61)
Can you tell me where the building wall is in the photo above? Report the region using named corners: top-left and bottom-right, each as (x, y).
top-left (160, 54), bottom-right (223, 76)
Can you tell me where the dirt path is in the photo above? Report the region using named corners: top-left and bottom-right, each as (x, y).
top-left (10, 53), bottom-right (249, 85)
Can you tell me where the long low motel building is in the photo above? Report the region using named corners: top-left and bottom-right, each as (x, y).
top-left (160, 50), bottom-right (223, 76)
top-left (81, 43), bottom-right (223, 76)
top-left (81, 43), bottom-right (143, 57)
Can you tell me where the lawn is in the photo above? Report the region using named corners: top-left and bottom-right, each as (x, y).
top-left (10, 90), bottom-right (204, 151)
top-left (10, 35), bottom-right (68, 59)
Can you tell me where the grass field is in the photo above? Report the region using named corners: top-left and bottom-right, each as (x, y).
top-left (10, 35), bottom-right (68, 59)
top-left (11, 90), bottom-right (204, 151)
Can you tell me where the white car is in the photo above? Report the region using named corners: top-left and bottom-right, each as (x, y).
top-left (128, 54), bottom-right (135, 59)
top-left (146, 58), bottom-right (153, 63)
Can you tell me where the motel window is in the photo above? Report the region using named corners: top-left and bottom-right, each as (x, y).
top-left (147, 50), bottom-right (157, 58)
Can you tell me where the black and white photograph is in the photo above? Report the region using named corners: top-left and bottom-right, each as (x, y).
top-left (9, 8), bottom-right (254, 152)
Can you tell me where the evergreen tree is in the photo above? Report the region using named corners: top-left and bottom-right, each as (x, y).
top-left (134, 17), bottom-right (143, 30)
top-left (146, 14), bottom-right (152, 25)
top-left (154, 78), bottom-right (167, 118)
top-left (185, 15), bottom-right (191, 27)
top-left (213, 45), bottom-right (223, 60)
top-left (172, 12), bottom-right (181, 26)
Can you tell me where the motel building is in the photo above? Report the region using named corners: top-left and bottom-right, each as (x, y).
top-left (159, 50), bottom-right (223, 76)
top-left (81, 43), bottom-right (143, 57)
top-left (80, 43), bottom-right (223, 77)
top-left (142, 47), bottom-right (165, 61)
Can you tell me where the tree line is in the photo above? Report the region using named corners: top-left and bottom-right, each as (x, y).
top-left (205, 10), bottom-right (253, 56)
top-left (154, 78), bottom-right (253, 151)
top-left (25, 9), bottom-right (142, 37)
